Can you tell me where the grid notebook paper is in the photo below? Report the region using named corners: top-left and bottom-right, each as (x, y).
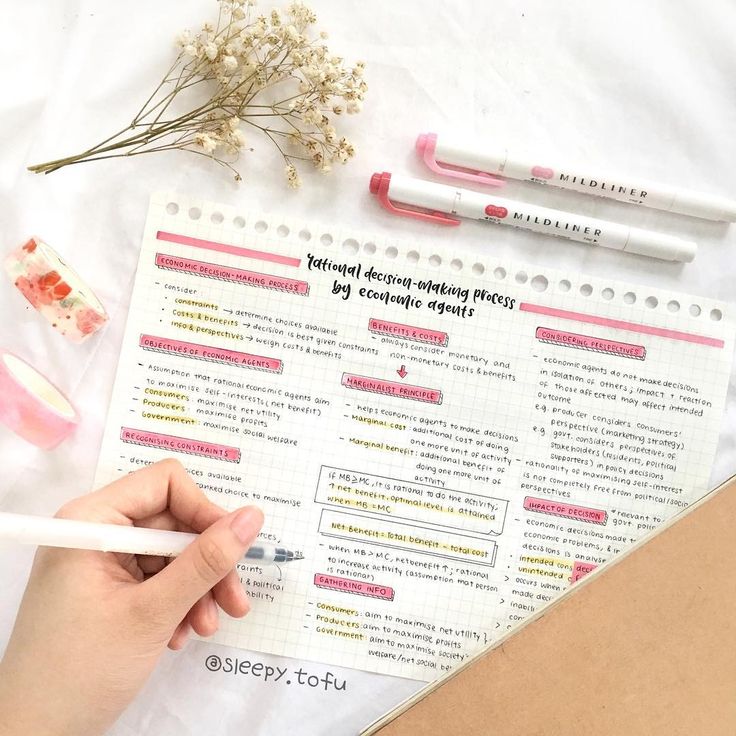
top-left (96, 192), bottom-right (734, 680)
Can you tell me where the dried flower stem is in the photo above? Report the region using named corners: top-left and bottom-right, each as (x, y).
top-left (28, 0), bottom-right (366, 186)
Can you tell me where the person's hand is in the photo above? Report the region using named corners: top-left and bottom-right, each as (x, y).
top-left (0, 458), bottom-right (264, 736)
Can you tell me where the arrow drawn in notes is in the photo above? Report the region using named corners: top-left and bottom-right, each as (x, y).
top-left (396, 365), bottom-right (407, 379)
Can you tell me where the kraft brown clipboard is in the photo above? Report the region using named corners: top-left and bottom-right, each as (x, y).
top-left (362, 473), bottom-right (736, 736)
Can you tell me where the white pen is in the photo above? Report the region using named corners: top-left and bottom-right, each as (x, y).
top-left (369, 171), bottom-right (697, 263)
top-left (416, 132), bottom-right (736, 223)
top-left (0, 512), bottom-right (301, 564)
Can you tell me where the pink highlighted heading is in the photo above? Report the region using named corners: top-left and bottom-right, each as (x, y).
top-left (571, 560), bottom-right (598, 583)
top-left (156, 253), bottom-right (309, 295)
top-left (157, 231), bottom-right (301, 267)
top-left (535, 327), bottom-right (646, 360)
top-left (368, 318), bottom-right (448, 347)
top-left (524, 496), bottom-right (608, 525)
top-left (314, 573), bottom-right (395, 601)
top-left (139, 335), bottom-right (282, 373)
top-left (342, 373), bottom-right (443, 405)
top-left (120, 427), bottom-right (240, 463)
top-left (520, 302), bottom-right (724, 348)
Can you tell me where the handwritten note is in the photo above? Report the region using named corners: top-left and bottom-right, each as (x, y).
top-left (95, 193), bottom-right (733, 680)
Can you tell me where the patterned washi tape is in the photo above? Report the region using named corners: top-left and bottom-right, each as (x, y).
top-left (4, 237), bottom-right (108, 343)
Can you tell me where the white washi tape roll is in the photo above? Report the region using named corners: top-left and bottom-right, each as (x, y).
top-left (4, 237), bottom-right (108, 343)
top-left (0, 349), bottom-right (79, 448)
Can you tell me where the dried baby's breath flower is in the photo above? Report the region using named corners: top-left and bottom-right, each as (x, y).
top-left (285, 162), bottom-right (301, 188)
top-left (194, 133), bottom-right (218, 154)
top-left (28, 0), bottom-right (367, 186)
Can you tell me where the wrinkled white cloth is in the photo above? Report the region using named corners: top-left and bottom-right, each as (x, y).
top-left (1, 1), bottom-right (735, 734)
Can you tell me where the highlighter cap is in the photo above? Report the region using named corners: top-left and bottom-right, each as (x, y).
top-left (626, 228), bottom-right (697, 263)
top-left (670, 190), bottom-right (736, 222)
top-left (368, 171), bottom-right (460, 226)
top-left (415, 132), bottom-right (505, 187)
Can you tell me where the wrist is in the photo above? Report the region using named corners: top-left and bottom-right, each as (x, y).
top-left (0, 662), bottom-right (90, 736)
top-left (0, 680), bottom-right (46, 736)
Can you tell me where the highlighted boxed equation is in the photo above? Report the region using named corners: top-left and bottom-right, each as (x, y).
top-left (342, 373), bottom-right (442, 405)
top-left (316, 467), bottom-right (507, 535)
top-left (319, 509), bottom-right (497, 566)
top-left (314, 573), bottom-right (394, 601)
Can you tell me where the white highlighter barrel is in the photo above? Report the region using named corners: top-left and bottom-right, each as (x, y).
top-left (0, 512), bottom-right (298, 565)
top-left (371, 172), bottom-right (697, 263)
top-left (417, 133), bottom-right (736, 222)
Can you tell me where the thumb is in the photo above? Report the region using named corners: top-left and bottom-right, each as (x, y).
top-left (150, 506), bottom-right (264, 620)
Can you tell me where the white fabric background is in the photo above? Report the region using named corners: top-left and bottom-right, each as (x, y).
top-left (1, 1), bottom-right (735, 734)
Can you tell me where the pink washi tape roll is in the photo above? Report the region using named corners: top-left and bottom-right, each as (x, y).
top-left (4, 237), bottom-right (108, 343)
top-left (0, 349), bottom-right (79, 448)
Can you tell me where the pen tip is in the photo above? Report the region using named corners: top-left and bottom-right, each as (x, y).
top-left (293, 551), bottom-right (304, 561)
